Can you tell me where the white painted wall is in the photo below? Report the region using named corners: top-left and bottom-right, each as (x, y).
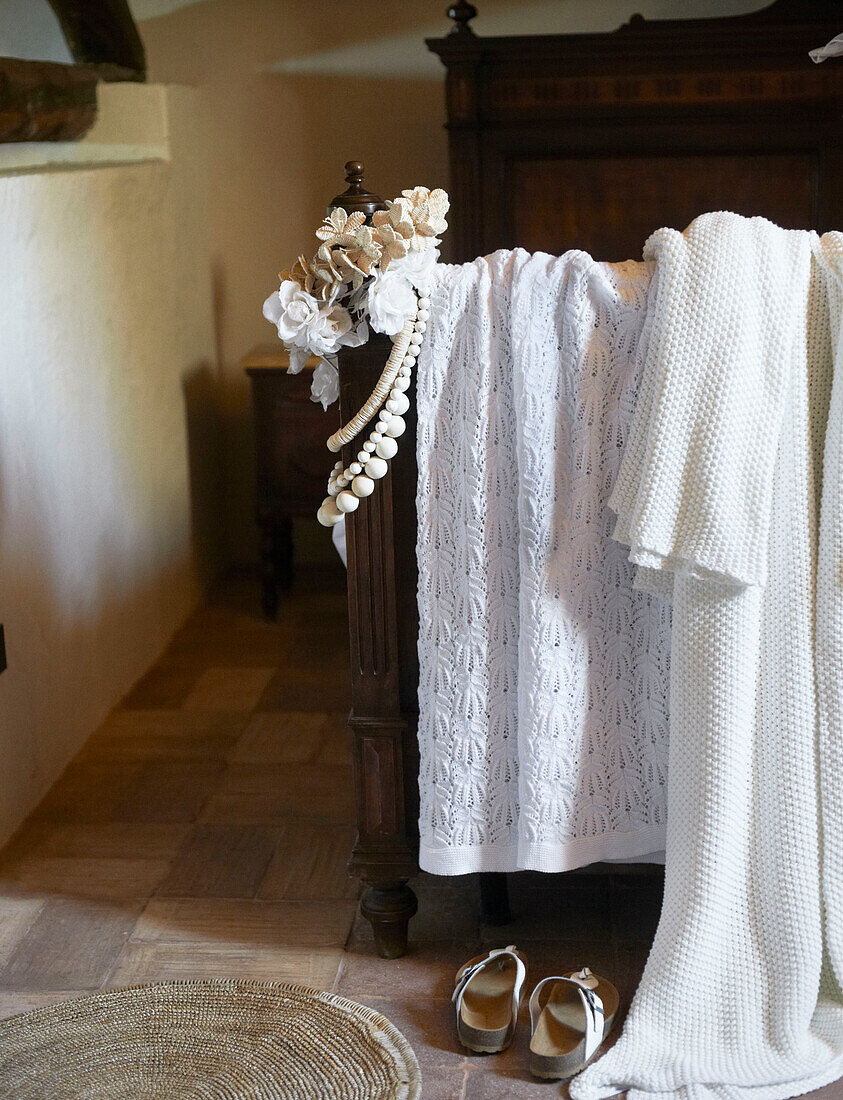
top-left (0, 87), bottom-right (218, 845)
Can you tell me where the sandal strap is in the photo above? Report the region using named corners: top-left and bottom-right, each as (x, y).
top-left (452, 946), bottom-right (526, 1025)
top-left (529, 970), bottom-right (606, 1062)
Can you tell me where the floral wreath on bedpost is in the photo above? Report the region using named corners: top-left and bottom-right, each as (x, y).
top-left (263, 185), bottom-right (449, 526)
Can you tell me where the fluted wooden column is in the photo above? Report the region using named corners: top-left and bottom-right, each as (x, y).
top-left (338, 334), bottom-right (418, 958)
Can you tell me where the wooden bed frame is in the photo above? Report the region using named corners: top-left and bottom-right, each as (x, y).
top-left (335, 0), bottom-right (843, 958)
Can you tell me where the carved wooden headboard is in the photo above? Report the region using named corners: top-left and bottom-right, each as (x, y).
top-left (339, 0), bottom-right (843, 958)
top-left (428, 0), bottom-right (843, 262)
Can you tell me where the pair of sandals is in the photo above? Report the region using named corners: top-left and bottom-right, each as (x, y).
top-left (452, 946), bottom-right (619, 1080)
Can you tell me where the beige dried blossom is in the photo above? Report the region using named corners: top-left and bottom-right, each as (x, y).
top-left (315, 208), bottom-right (367, 248)
top-left (313, 221), bottom-right (383, 292)
top-left (279, 254), bottom-right (315, 293)
top-left (276, 186), bottom-right (449, 309)
top-left (345, 223), bottom-right (382, 276)
top-left (373, 222), bottom-right (410, 271)
top-left (398, 187), bottom-right (450, 250)
top-left (280, 251), bottom-right (342, 303)
top-left (310, 251), bottom-right (345, 300)
top-left (401, 186), bottom-right (449, 219)
top-left (314, 242), bottom-right (341, 281)
top-left (372, 201), bottom-right (415, 244)
top-left (327, 249), bottom-right (370, 293)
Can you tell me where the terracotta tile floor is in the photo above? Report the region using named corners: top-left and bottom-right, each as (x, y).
top-left (0, 567), bottom-right (839, 1099)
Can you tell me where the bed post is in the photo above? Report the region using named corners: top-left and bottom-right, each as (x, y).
top-left (339, 334), bottom-right (418, 957)
top-left (331, 165), bottom-right (419, 957)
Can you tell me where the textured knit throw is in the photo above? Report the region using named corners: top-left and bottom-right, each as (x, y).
top-left (416, 249), bottom-right (671, 874)
top-left (572, 213), bottom-right (843, 1100)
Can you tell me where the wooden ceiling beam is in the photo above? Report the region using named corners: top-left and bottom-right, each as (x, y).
top-left (0, 56), bottom-right (98, 143)
top-left (47, 0), bottom-right (145, 81)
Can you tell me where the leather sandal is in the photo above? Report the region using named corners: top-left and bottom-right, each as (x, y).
top-left (528, 967), bottom-right (618, 1079)
top-left (452, 945), bottom-right (527, 1053)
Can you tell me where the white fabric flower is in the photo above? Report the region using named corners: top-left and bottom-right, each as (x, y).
top-left (310, 357), bottom-right (340, 410)
top-left (287, 346), bottom-right (310, 374)
top-left (263, 280), bottom-right (365, 357)
top-left (367, 269), bottom-right (416, 336)
top-left (810, 32), bottom-right (843, 62)
top-left (389, 248), bottom-right (439, 291)
top-left (343, 318), bottom-right (369, 350)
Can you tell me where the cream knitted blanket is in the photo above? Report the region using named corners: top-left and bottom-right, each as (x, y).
top-left (572, 213), bottom-right (843, 1100)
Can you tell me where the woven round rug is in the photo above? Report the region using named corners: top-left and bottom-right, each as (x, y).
top-left (0, 980), bottom-right (421, 1099)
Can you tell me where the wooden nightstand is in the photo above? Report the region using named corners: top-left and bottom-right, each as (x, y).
top-left (243, 345), bottom-right (339, 617)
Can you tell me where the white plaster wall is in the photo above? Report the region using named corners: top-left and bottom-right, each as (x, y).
top-left (0, 87), bottom-right (218, 845)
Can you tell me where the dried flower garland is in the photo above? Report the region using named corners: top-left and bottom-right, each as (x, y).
top-left (263, 186), bottom-right (449, 527)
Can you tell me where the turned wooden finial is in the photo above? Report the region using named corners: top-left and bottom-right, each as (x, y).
top-left (447, 1), bottom-right (477, 35)
top-left (328, 160), bottom-right (387, 218)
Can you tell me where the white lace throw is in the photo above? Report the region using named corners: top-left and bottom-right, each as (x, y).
top-left (416, 249), bottom-right (671, 875)
top-left (573, 213), bottom-right (843, 1100)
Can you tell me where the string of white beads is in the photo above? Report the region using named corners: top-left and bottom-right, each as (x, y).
top-left (317, 288), bottom-right (429, 527)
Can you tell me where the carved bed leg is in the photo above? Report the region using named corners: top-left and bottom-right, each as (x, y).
top-left (361, 881), bottom-right (419, 959)
top-left (479, 873), bottom-right (512, 925)
top-left (348, 714), bottom-right (417, 958)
